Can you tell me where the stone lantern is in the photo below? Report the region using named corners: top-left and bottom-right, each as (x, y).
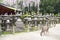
top-left (15, 18), bottom-right (25, 32)
top-left (0, 17), bottom-right (2, 35)
top-left (6, 19), bottom-right (11, 32)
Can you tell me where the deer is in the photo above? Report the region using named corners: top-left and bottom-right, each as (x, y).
top-left (40, 26), bottom-right (49, 36)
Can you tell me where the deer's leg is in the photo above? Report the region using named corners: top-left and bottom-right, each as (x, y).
top-left (40, 30), bottom-right (44, 36)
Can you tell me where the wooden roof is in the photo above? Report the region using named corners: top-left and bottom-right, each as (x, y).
top-left (0, 3), bottom-right (20, 15)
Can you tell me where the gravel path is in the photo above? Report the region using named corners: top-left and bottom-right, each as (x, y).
top-left (0, 24), bottom-right (60, 40)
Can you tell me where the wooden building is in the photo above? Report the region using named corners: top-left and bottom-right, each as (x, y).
top-left (0, 3), bottom-right (22, 15)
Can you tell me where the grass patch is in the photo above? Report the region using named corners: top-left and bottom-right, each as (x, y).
top-left (2, 31), bottom-right (13, 35)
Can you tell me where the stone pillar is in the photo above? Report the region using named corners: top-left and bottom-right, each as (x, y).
top-left (6, 20), bottom-right (10, 31)
top-left (12, 25), bottom-right (15, 34)
top-left (35, 21), bottom-right (37, 30)
top-left (27, 20), bottom-right (29, 32)
top-left (28, 21), bottom-right (30, 30)
top-left (12, 16), bottom-right (15, 34)
top-left (0, 20), bottom-right (1, 30)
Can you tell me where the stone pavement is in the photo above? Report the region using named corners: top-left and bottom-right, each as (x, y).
top-left (0, 24), bottom-right (60, 40)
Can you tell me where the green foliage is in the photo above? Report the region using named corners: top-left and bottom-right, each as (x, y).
top-left (54, 1), bottom-right (60, 13)
top-left (23, 1), bottom-right (38, 15)
top-left (0, 0), bottom-right (3, 3)
top-left (2, 31), bottom-right (12, 35)
top-left (40, 0), bottom-right (60, 14)
top-left (25, 25), bottom-right (29, 32)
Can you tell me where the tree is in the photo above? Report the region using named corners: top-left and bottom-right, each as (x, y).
top-left (24, 6), bottom-right (28, 14)
top-left (54, 1), bottom-right (60, 13)
top-left (40, 0), bottom-right (60, 14)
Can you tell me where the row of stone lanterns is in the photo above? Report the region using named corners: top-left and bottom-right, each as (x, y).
top-left (23, 15), bottom-right (48, 31)
top-left (0, 14), bottom-right (25, 34)
top-left (23, 14), bottom-right (58, 32)
top-left (0, 13), bottom-right (58, 34)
